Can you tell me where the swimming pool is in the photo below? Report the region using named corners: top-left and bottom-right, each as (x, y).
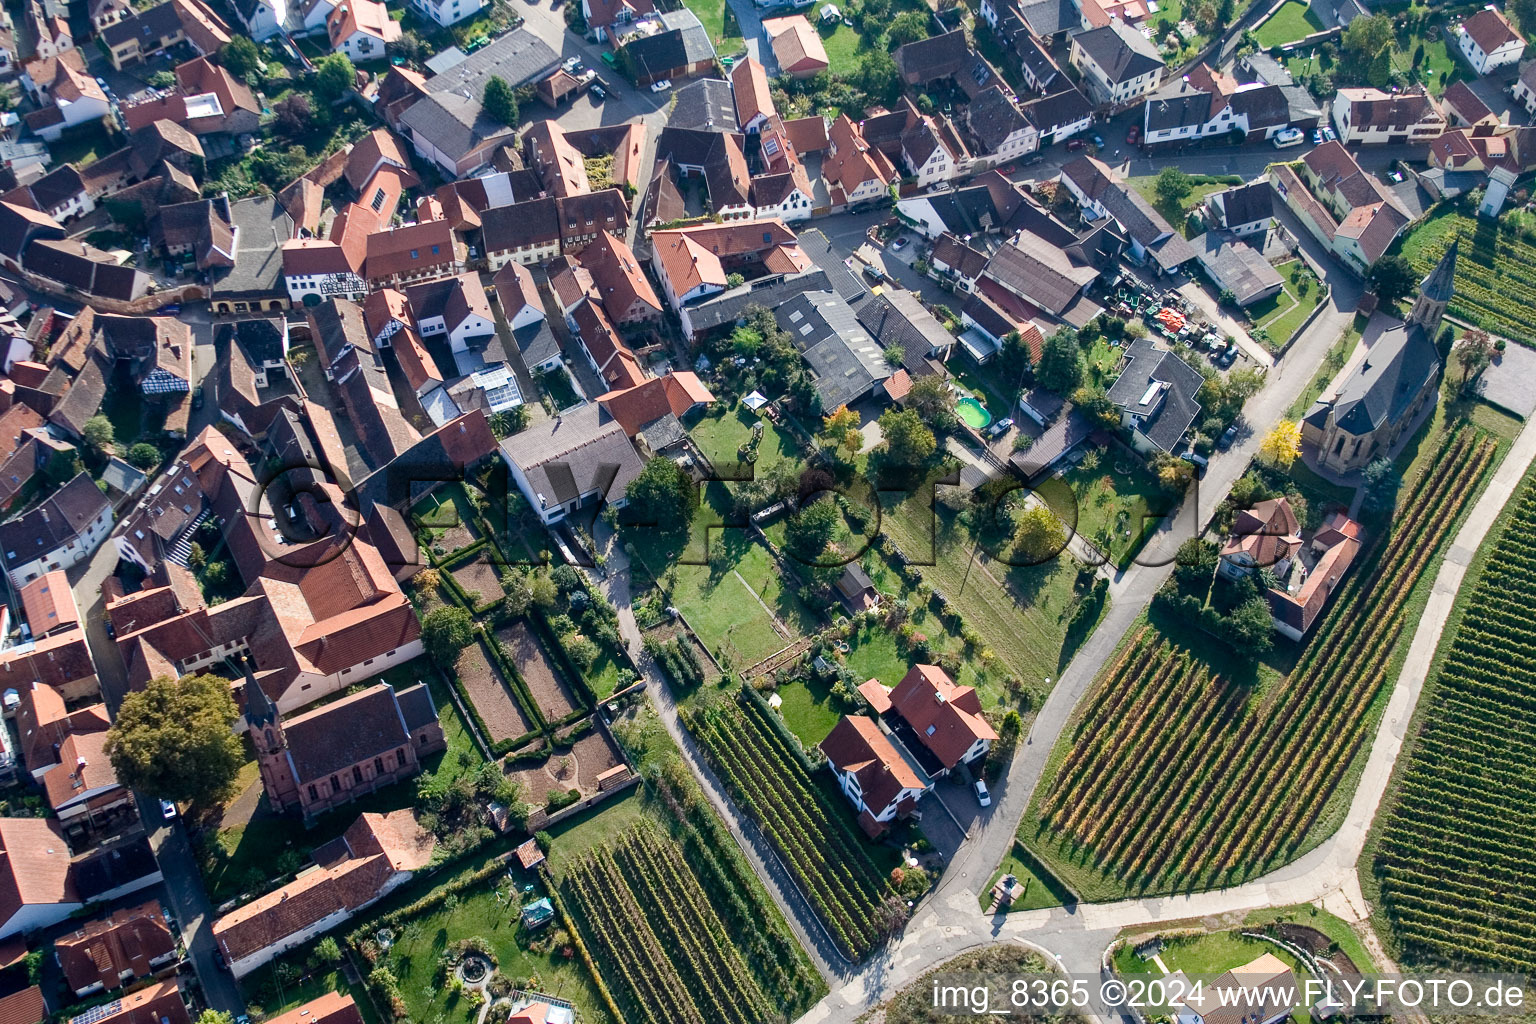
top-left (957, 395), bottom-right (992, 430)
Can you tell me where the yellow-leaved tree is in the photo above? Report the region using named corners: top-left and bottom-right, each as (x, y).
top-left (1259, 419), bottom-right (1302, 469)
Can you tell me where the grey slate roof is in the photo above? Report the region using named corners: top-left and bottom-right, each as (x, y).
top-left (213, 197), bottom-right (292, 300)
top-left (1229, 85), bottom-right (1290, 131)
top-left (0, 472), bottom-right (110, 572)
top-left (1208, 181), bottom-right (1273, 230)
top-left (893, 29), bottom-right (971, 84)
top-left (856, 289), bottom-right (953, 373)
top-left (667, 78), bottom-right (738, 131)
top-left (776, 290), bottom-right (889, 410)
top-left (424, 28), bottom-right (561, 94)
top-left (1191, 231), bottom-right (1283, 306)
top-left (1017, 0), bottom-right (1075, 36)
top-left (399, 92), bottom-right (517, 166)
top-left (1022, 86), bottom-right (1092, 134)
top-left (1106, 338), bottom-right (1204, 452)
top-left (1144, 78), bottom-right (1212, 132)
top-left (683, 268), bottom-right (834, 335)
top-left (796, 228), bottom-right (869, 304)
top-left (624, 9), bottom-right (715, 71)
top-left (513, 319), bottom-right (561, 369)
top-left (498, 401), bottom-right (644, 513)
top-left (967, 85), bottom-right (1031, 153)
top-left (1314, 321), bottom-right (1439, 436)
top-left (1073, 22), bottom-right (1162, 85)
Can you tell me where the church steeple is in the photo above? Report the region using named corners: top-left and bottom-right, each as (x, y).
top-left (241, 654), bottom-right (280, 732)
top-left (1410, 238), bottom-right (1458, 338)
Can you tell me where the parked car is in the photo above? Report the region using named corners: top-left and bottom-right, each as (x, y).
top-left (590, 84), bottom-right (606, 99)
top-left (1322, 125), bottom-right (1337, 142)
top-left (986, 416), bottom-right (1014, 438)
top-left (1181, 451), bottom-right (1208, 478)
top-left (601, 51), bottom-right (617, 67)
top-left (1126, 125), bottom-right (1140, 145)
top-left (1066, 137), bottom-right (1085, 151)
top-left (975, 780), bottom-right (991, 807)
top-left (1021, 152), bottom-right (1044, 165)
top-left (1218, 423), bottom-right (1239, 450)
top-left (1272, 127), bottom-right (1305, 148)
top-left (561, 56), bottom-right (582, 73)
top-left (891, 236), bottom-right (910, 250)
top-left (1312, 129), bottom-right (1323, 144)
top-left (1091, 133), bottom-right (1105, 148)
top-left (160, 799), bottom-right (177, 820)
top-left (1218, 347), bottom-right (1238, 368)
top-left (650, 79), bottom-right (672, 92)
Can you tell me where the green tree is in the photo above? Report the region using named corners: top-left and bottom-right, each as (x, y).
top-left (105, 674), bottom-right (243, 808)
top-left (1070, 385), bottom-right (1119, 428)
top-left (878, 408), bottom-right (936, 467)
top-left (197, 1011), bottom-right (235, 1024)
top-left (1174, 537), bottom-right (1218, 588)
top-left (529, 569), bottom-right (558, 609)
top-left (220, 37), bottom-right (262, 78)
top-left (1036, 328), bottom-right (1084, 394)
top-left (623, 455), bottom-right (696, 538)
top-left (420, 605), bottom-right (474, 663)
top-left (1226, 594), bottom-right (1275, 656)
top-left (187, 542), bottom-right (206, 571)
top-left (313, 54), bottom-right (356, 103)
top-left (1342, 13), bottom-right (1392, 59)
top-left (726, 272), bottom-right (745, 287)
top-left (1512, 0), bottom-right (1536, 33)
top-left (996, 329), bottom-right (1033, 390)
top-left (483, 75), bottom-right (518, 126)
top-left (502, 570), bottom-right (532, 617)
top-left (857, 50), bottom-right (901, 106)
top-left (887, 10), bottom-right (929, 47)
top-left (1012, 503), bottom-right (1067, 563)
top-left (882, 343), bottom-right (905, 367)
top-left (821, 405), bottom-right (863, 461)
top-left (1455, 327), bottom-right (1496, 388)
top-left (126, 442), bottom-right (161, 469)
top-left (783, 496), bottom-right (840, 563)
top-left (1154, 166), bottom-right (1193, 209)
top-left (1362, 456), bottom-right (1400, 511)
top-left (1366, 44), bottom-right (1392, 88)
top-left (566, 634), bottom-right (599, 670)
top-left (1368, 254), bottom-right (1418, 306)
top-left (388, 29), bottom-right (426, 63)
top-left (81, 415), bottom-right (114, 451)
top-left (314, 937), bottom-right (343, 964)
top-left (907, 373), bottom-right (957, 432)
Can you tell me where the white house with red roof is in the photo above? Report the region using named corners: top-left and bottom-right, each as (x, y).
top-left (1457, 8), bottom-right (1525, 75)
top-left (581, 0), bottom-right (651, 41)
top-left (860, 664), bottom-right (997, 777)
top-left (819, 715), bottom-right (927, 838)
top-left (326, 0), bottom-right (400, 62)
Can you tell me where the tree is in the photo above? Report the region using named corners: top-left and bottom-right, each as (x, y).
top-left (313, 54), bottom-right (355, 103)
top-left (220, 37), bottom-right (262, 78)
top-left (187, 542), bottom-right (205, 571)
top-left (314, 937), bottom-right (343, 964)
top-left (105, 674), bottom-right (242, 808)
top-left (821, 405), bottom-right (863, 460)
top-left (623, 455), bottom-right (695, 538)
top-left (1154, 166), bottom-right (1193, 208)
top-left (1227, 594), bottom-right (1275, 656)
top-left (1071, 385), bottom-right (1119, 428)
top-left (420, 606), bottom-right (474, 663)
top-left (273, 93), bottom-right (318, 138)
top-left (529, 569), bottom-right (558, 609)
top-left (1258, 419), bottom-right (1302, 469)
top-left (566, 635), bottom-right (599, 670)
top-left (1036, 327), bottom-right (1084, 394)
top-left (1342, 13), bottom-right (1392, 59)
top-left (882, 343), bottom-right (905, 367)
top-left (388, 29), bottom-right (426, 63)
top-left (483, 75), bottom-right (518, 126)
top-left (1368, 255), bottom-right (1417, 307)
top-left (858, 50), bottom-right (901, 106)
top-left (887, 10), bottom-right (929, 46)
top-left (1512, 0), bottom-right (1536, 33)
top-left (502, 570), bottom-right (532, 616)
top-left (412, 567), bottom-right (441, 591)
top-left (878, 408), bottom-right (936, 467)
top-left (907, 373), bottom-right (957, 432)
top-left (1363, 456), bottom-right (1400, 511)
top-left (996, 329), bottom-right (1033, 392)
top-left (1013, 504), bottom-right (1067, 563)
top-left (726, 272), bottom-right (745, 287)
top-left (197, 1011), bottom-right (235, 1024)
top-left (81, 415), bottom-right (113, 451)
top-left (784, 496), bottom-right (840, 563)
top-left (126, 442), bottom-right (160, 469)
top-left (1174, 537), bottom-right (1218, 589)
top-left (1366, 43), bottom-right (1392, 88)
top-left (1456, 327), bottom-right (1496, 388)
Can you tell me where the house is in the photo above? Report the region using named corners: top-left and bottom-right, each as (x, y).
top-left (0, 472), bottom-right (111, 586)
top-left (980, 229), bottom-right (1103, 327)
top-left (282, 237), bottom-right (367, 305)
top-left (100, 1), bottom-right (187, 68)
top-left (491, 261), bottom-right (546, 331)
top-left (65, 978), bottom-right (189, 1024)
top-left (409, 0), bottom-right (484, 28)
top-left (1106, 337), bottom-right (1204, 454)
top-left (499, 401), bottom-right (644, 523)
top-left (405, 273), bottom-right (495, 350)
top-left (36, 712), bottom-right (133, 839)
top-left (212, 810), bottom-right (435, 976)
top-left (856, 289), bottom-right (955, 374)
top-left (1020, 86), bottom-right (1094, 145)
top-left (776, 290), bottom-right (889, 410)
top-left (1191, 232), bottom-right (1283, 307)
top-left (525, 119), bottom-right (592, 197)
top-left (581, 0), bottom-right (650, 40)
top-left (649, 127), bottom-right (752, 221)
top-left (268, 995), bottom-right (366, 1024)
top-left (364, 218), bottom-right (464, 288)
top-left (24, 61), bottom-right (109, 143)
top-left (210, 196), bottom-right (296, 315)
top-left (55, 902), bottom-right (177, 998)
top-left (763, 15), bottom-right (828, 78)
top-left (965, 85), bottom-right (1041, 162)
top-left (823, 114), bottom-right (898, 208)
top-left (1267, 511), bottom-right (1361, 639)
top-left (833, 563), bottom-right (879, 614)
top-left (666, 77), bottom-right (738, 131)
top-left (1141, 64), bottom-right (1292, 147)
top-left (0, 817), bottom-right (81, 937)
top-left (892, 29), bottom-right (971, 88)
top-left (308, 299), bottom-right (420, 468)
top-left (1218, 496), bottom-right (1301, 581)
top-left (1440, 80), bottom-right (1498, 128)
top-left (1057, 155), bottom-right (1196, 273)
top-left (648, 219), bottom-right (808, 312)
top-left (1279, 141), bottom-right (1411, 273)
top-left (622, 9), bottom-right (715, 86)
top-left (596, 371), bottom-right (713, 455)
top-left (731, 58), bottom-right (775, 133)
top-left (1204, 180), bottom-right (1272, 236)
top-left (862, 664), bottom-right (997, 776)
top-left (1069, 21), bottom-right (1162, 106)
top-left (250, 676), bottom-right (445, 820)
top-left (479, 197), bottom-right (560, 268)
top-left (18, 569), bottom-right (79, 639)
top-left (0, 988), bottom-right (43, 1024)
top-left (819, 715), bottom-right (925, 838)
top-left (1457, 8), bottom-right (1525, 75)
top-left (1512, 60), bottom-right (1536, 116)
top-left (582, 230), bottom-right (663, 324)
top-left (121, 57), bottom-right (261, 140)
top-left (901, 112), bottom-right (969, 187)
top-left (231, 0), bottom-right (283, 39)
top-left (1331, 87), bottom-right (1446, 144)
top-left (1302, 243), bottom-right (1453, 473)
top-left (1176, 954), bottom-right (1296, 1024)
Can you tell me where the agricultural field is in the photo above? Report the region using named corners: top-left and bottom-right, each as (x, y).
top-left (562, 826), bottom-right (774, 1024)
top-left (1025, 426), bottom-right (1499, 899)
top-left (1399, 210), bottom-right (1535, 346)
top-left (685, 688), bottom-right (897, 960)
top-left (1368, 470), bottom-right (1536, 974)
top-left (454, 640), bottom-right (536, 745)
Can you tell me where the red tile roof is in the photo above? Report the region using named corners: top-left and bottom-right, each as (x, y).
top-left (0, 987), bottom-right (44, 1024)
top-left (819, 715), bottom-right (923, 818)
top-left (888, 664), bottom-right (996, 770)
top-left (265, 994), bottom-right (364, 1024)
top-left (55, 901), bottom-right (175, 995)
top-left (596, 371), bottom-right (714, 435)
top-left (582, 229), bottom-right (662, 323)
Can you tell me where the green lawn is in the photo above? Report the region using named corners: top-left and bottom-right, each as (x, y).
top-left (243, 954), bottom-right (379, 1024)
top-left (1286, 321), bottom-right (1359, 419)
top-left (688, 405), bottom-right (799, 472)
top-left (48, 121), bottom-right (113, 167)
top-left (1244, 904), bottom-right (1376, 973)
top-left (1128, 175), bottom-right (1232, 238)
top-left (1391, 24), bottom-right (1465, 96)
top-left (680, 0), bottom-right (743, 52)
top-left (979, 842), bottom-right (1074, 913)
top-left (818, 22), bottom-right (865, 71)
top-left (773, 674), bottom-right (841, 747)
top-left (1044, 455), bottom-right (1169, 570)
top-left (1254, 0), bottom-right (1323, 47)
top-left (1249, 260), bottom-right (1324, 351)
top-left (1116, 930), bottom-right (1312, 1021)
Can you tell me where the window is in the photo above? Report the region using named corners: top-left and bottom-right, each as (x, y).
top-left (308, 784), bottom-right (319, 801)
top-left (398, 746), bottom-right (407, 763)
top-left (330, 774), bottom-right (341, 790)
top-left (431, 245), bottom-right (440, 255)
top-left (375, 756), bottom-right (385, 774)
top-left (925, 724), bottom-right (937, 736)
top-left (371, 187), bottom-right (386, 211)
top-left (353, 765), bottom-right (364, 784)
top-left (410, 249), bottom-right (419, 259)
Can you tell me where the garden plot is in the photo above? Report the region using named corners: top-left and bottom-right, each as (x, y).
top-left (496, 621), bottom-right (581, 721)
top-left (455, 642), bottom-right (535, 744)
top-left (505, 729), bottom-right (627, 806)
top-left (451, 558), bottom-right (505, 606)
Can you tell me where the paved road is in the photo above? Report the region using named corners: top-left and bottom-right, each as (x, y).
top-left (792, 239), bottom-right (1370, 1021)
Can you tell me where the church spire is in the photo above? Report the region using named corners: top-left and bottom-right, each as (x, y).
top-left (241, 654), bottom-right (280, 731)
top-left (1409, 238), bottom-right (1457, 338)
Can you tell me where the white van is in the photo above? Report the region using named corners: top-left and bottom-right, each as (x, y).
top-left (1272, 127), bottom-right (1305, 149)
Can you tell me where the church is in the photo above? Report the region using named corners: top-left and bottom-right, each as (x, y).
top-left (1302, 241), bottom-right (1458, 474)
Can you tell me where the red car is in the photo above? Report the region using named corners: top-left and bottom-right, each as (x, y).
top-left (1066, 138), bottom-right (1085, 151)
top-left (1126, 125), bottom-right (1140, 145)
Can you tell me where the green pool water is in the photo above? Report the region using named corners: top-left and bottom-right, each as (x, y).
top-left (957, 395), bottom-right (991, 430)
